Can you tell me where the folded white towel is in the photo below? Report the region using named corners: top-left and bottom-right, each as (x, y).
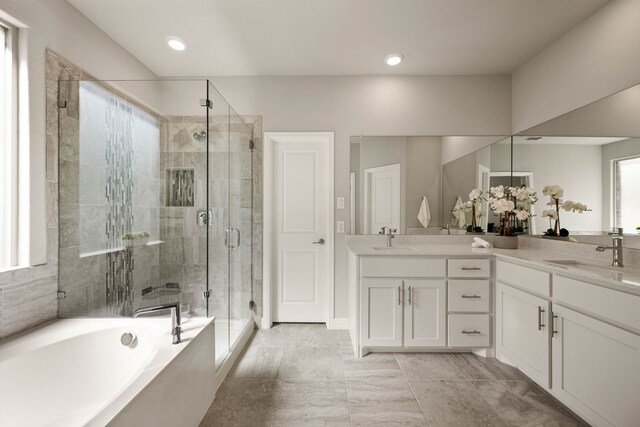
top-left (417, 196), bottom-right (431, 228)
top-left (453, 196), bottom-right (466, 228)
top-left (472, 237), bottom-right (491, 248)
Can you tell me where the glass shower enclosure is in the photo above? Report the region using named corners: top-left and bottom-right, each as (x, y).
top-left (57, 79), bottom-right (253, 366)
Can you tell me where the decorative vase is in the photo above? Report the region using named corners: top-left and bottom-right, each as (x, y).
top-left (493, 235), bottom-right (518, 249)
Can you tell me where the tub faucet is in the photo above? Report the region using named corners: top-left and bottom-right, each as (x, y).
top-left (379, 226), bottom-right (397, 247)
top-left (596, 228), bottom-right (624, 268)
top-left (132, 302), bottom-right (182, 344)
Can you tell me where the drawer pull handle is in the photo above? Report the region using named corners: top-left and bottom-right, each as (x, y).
top-left (552, 313), bottom-right (558, 337)
top-left (398, 285), bottom-right (402, 306)
top-left (461, 294), bottom-right (481, 299)
top-left (461, 267), bottom-right (482, 271)
top-left (407, 286), bottom-right (412, 305)
top-left (538, 306), bottom-right (545, 331)
top-left (461, 330), bottom-right (482, 334)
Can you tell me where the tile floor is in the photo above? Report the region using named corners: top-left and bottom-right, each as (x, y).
top-left (200, 324), bottom-right (587, 427)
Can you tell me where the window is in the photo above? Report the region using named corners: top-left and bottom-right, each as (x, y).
top-left (614, 156), bottom-right (640, 233)
top-left (0, 20), bottom-right (17, 269)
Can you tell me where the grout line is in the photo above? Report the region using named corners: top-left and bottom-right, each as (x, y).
top-left (396, 353), bottom-right (432, 427)
top-left (444, 352), bottom-right (470, 380)
top-left (343, 343), bottom-right (355, 427)
top-left (468, 378), bottom-right (514, 426)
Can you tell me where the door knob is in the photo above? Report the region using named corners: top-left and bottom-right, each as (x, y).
top-left (313, 238), bottom-right (325, 245)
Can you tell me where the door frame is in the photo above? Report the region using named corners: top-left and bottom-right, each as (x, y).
top-left (363, 163), bottom-right (401, 234)
top-left (263, 132), bottom-right (335, 329)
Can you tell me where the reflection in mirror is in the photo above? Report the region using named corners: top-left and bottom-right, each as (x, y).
top-left (516, 82), bottom-right (640, 248)
top-left (441, 137), bottom-right (511, 233)
top-left (513, 135), bottom-right (640, 240)
top-left (349, 136), bottom-right (505, 235)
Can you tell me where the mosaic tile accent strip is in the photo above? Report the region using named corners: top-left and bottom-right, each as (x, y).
top-left (106, 249), bottom-right (134, 316)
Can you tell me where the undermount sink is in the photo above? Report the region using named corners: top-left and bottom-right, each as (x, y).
top-left (372, 246), bottom-right (418, 252)
top-left (543, 259), bottom-right (621, 273)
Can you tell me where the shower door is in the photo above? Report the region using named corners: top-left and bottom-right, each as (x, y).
top-left (228, 107), bottom-right (253, 347)
top-left (205, 82), bottom-right (232, 364)
top-left (206, 82), bottom-right (253, 365)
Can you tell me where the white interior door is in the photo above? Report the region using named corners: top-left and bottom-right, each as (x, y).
top-left (364, 164), bottom-right (401, 234)
top-left (273, 133), bottom-right (332, 322)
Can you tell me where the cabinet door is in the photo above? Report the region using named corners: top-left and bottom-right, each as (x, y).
top-left (552, 306), bottom-right (640, 427)
top-left (496, 283), bottom-right (550, 388)
top-left (404, 280), bottom-right (446, 347)
top-left (360, 278), bottom-right (403, 347)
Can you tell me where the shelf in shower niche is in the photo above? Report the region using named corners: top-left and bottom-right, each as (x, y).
top-left (79, 240), bottom-right (164, 258)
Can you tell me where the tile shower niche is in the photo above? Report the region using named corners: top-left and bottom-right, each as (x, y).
top-left (166, 168), bottom-right (195, 207)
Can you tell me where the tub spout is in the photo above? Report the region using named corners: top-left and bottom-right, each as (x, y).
top-left (132, 303), bottom-right (182, 344)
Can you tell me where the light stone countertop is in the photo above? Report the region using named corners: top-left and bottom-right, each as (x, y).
top-left (346, 242), bottom-right (640, 296)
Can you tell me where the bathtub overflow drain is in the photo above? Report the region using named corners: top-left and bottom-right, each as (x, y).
top-left (121, 332), bottom-right (137, 347)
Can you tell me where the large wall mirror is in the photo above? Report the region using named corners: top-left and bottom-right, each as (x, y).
top-left (348, 84), bottom-right (640, 245)
top-left (516, 82), bottom-right (640, 248)
top-left (349, 135), bottom-right (506, 235)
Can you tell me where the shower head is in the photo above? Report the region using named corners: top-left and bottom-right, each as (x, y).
top-left (193, 130), bottom-right (207, 142)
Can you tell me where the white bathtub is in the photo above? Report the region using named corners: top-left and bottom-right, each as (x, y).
top-left (0, 316), bottom-right (216, 427)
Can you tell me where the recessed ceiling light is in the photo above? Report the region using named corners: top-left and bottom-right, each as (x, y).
top-left (385, 53), bottom-right (404, 66)
top-left (166, 36), bottom-right (187, 51)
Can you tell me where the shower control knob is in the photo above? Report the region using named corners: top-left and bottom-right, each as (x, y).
top-left (313, 238), bottom-right (325, 245)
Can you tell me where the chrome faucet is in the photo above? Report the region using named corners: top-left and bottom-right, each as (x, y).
top-left (379, 226), bottom-right (397, 247)
top-left (132, 302), bottom-right (182, 344)
top-left (596, 228), bottom-right (624, 268)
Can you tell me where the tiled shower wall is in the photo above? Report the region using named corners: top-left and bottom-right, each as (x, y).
top-left (160, 115), bottom-right (262, 322)
top-left (57, 79), bottom-right (163, 317)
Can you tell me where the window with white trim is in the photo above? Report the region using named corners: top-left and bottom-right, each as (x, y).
top-left (0, 20), bottom-right (18, 269)
top-left (613, 156), bottom-right (640, 233)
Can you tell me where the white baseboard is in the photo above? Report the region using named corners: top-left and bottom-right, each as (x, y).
top-left (327, 318), bottom-right (349, 330)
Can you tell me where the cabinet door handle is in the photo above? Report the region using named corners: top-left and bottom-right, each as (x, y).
top-left (407, 286), bottom-right (412, 305)
top-left (461, 267), bottom-right (482, 271)
top-left (552, 313), bottom-right (558, 337)
top-left (461, 330), bottom-right (482, 334)
top-left (461, 294), bottom-right (481, 299)
top-left (538, 306), bottom-right (545, 331)
top-left (397, 285), bottom-right (402, 306)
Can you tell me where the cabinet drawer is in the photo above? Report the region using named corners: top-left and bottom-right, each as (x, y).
top-left (448, 259), bottom-right (490, 277)
top-left (497, 260), bottom-right (550, 297)
top-left (448, 280), bottom-right (490, 312)
top-left (448, 314), bottom-right (490, 347)
top-left (554, 275), bottom-right (640, 332)
top-left (360, 257), bottom-right (446, 278)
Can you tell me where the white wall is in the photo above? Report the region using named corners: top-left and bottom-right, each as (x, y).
top-left (0, 0), bottom-right (157, 265)
top-left (441, 136), bottom-right (506, 165)
top-left (406, 136), bottom-right (442, 230)
top-left (512, 0), bottom-right (640, 133)
top-left (208, 75), bottom-right (512, 319)
top-left (512, 144), bottom-right (603, 234)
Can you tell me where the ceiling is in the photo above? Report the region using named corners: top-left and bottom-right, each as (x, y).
top-left (67, 0), bottom-right (608, 77)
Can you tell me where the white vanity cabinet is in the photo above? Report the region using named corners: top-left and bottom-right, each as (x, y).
top-left (496, 282), bottom-right (551, 387)
top-left (496, 260), bottom-right (551, 388)
top-left (360, 278), bottom-right (404, 347)
top-left (496, 259), bottom-right (640, 427)
top-left (354, 255), bottom-right (491, 355)
top-left (403, 279), bottom-right (447, 346)
top-left (551, 305), bottom-right (640, 427)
